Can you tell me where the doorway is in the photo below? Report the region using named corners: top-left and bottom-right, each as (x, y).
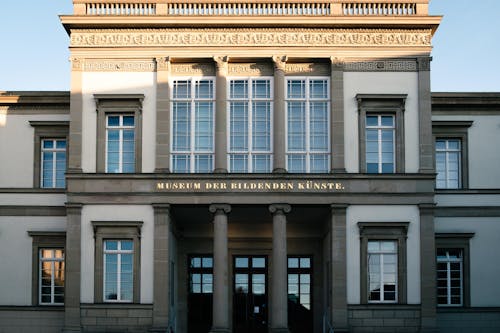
top-left (233, 255), bottom-right (268, 333)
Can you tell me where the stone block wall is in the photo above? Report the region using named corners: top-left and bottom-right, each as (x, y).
top-left (0, 307), bottom-right (64, 333)
top-left (80, 304), bottom-right (153, 332)
top-left (348, 305), bottom-right (421, 333)
top-left (438, 309), bottom-right (500, 333)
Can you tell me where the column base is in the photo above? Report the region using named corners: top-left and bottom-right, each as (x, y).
top-left (213, 168), bottom-right (228, 173)
top-left (209, 327), bottom-right (230, 333)
top-left (272, 168), bottom-right (287, 173)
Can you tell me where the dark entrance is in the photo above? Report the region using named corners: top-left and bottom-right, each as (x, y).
top-left (233, 255), bottom-right (268, 333)
top-left (187, 255), bottom-right (213, 333)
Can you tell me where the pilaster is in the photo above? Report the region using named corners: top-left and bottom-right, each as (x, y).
top-left (330, 57), bottom-right (346, 173)
top-left (209, 204), bottom-right (231, 333)
top-left (68, 58), bottom-right (83, 173)
top-left (417, 57), bottom-right (434, 173)
top-left (269, 204), bottom-right (291, 333)
top-left (214, 56), bottom-right (229, 173)
top-left (63, 203), bottom-right (83, 333)
top-left (155, 57), bottom-right (171, 173)
top-left (272, 55), bottom-right (287, 173)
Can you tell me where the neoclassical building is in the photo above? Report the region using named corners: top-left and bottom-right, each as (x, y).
top-left (1, 1), bottom-right (500, 333)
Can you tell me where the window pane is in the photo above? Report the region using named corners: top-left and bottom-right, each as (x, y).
top-left (235, 257), bottom-right (249, 268)
top-left (252, 258), bottom-right (266, 268)
top-left (287, 80), bottom-right (305, 98)
top-left (288, 258), bottom-right (299, 268)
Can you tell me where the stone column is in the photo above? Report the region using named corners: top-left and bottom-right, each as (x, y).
top-left (155, 57), bottom-right (171, 173)
top-left (419, 203), bottom-right (438, 332)
top-left (330, 204), bottom-right (348, 332)
top-left (214, 56), bottom-right (229, 173)
top-left (68, 58), bottom-right (83, 173)
top-left (272, 55), bottom-right (287, 173)
top-left (63, 203), bottom-right (83, 333)
top-left (209, 204), bottom-right (231, 333)
top-left (269, 204), bottom-right (291, 333)
top-left (151, 204), bottom-right (172, 332)
top-left (330, 58), bottom-right (346, 173)
top-left (417, 57), bottom-right (434, 173)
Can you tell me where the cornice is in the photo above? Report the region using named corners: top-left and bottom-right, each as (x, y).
top-left (69, 28), bottom-right (432, 48)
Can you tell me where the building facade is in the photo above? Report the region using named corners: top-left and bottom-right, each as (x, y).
top-left (0, 1), bottom-right (499, 332)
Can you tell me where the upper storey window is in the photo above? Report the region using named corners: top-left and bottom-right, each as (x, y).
top-left (435, 139), bottom-right (461, 189)
top-left (286, 77), bottom-right (330, 173)
top-left (41, 139), bottom-right (67, 188)
top-left (228, 78), bottom-right (273, 172)
top-left (365, 115), bottom-right (395, 173)
top-left (106, 115), bottom-right (135, 173)
top-left (171, 78), bottom-right (215, 173)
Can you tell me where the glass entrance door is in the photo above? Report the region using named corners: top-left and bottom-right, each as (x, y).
top-left (233, 255), bottom-right (268, 333)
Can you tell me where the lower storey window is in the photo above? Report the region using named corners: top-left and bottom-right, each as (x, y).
top-left (104, 240), bottom-right (134, 302)
top-left (368, 241), bottom-right (397, 302)
top-left (39, 249), bottom-right (65, 305)
top-left (437, 248), bottom-right (463, 306)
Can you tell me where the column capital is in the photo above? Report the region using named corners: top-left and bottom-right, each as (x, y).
top-left (417, 56), bottom-right (432, 71)
top-left (152, 203), bottom-right (171, 214)
top-left (70, 57), bottom-right (84, 72)
top-left (330, 56), bottom-right (345, 71)
top-left (65, 203), bottom-right (83, 215)
top-left (331, 204), bottom-right (348, 214)
top-left (418, 203), bottom-right (436, 215)
top-left (269, 204), bottom-right (291, 215)
top-left (214, 55), bottom-right (229, 74)
top-left (209, 204), bottom-right (231, 215)
top-left (155, 56), bottom-right (170, 71)
top-left (272, 55), bottom-right (287, 72)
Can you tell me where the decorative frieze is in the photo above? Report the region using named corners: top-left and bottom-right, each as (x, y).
top-left (344, 59), bottom-right (418, 72)
top-left (70, 29), bottom-right (432, 48)
top-left (285, 63), bottom-right (329, 75)
top-left (170, 63), bottom-right (215, 76)
top-left (228, 63), bottom-right (272, 76)
top-left (83, 59), bottom-right (156, 72)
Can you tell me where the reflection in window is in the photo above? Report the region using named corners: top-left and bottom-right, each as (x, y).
top-left (367, 241), bottom-right (397, 302)
top-left (106, 115), bottom-right (135, 173)
top-left (103, 240), bottom-right (133, 302)
top-left (39, 249), bottom-right (65, 305)
top-left (189, 255), bottom-right (213, 294)
top-left (436, 139), bottom-right (461, 189)
top-left (287, 256), bottom-right (312, 310)
top-left (41, 139), bottom-right (66, 188)
top-left (286, 78), bottom-right (330, 173)
top-left (366, 115), bottom-right (395, 173)
top-left (437, 248), bottom-right (463, 306)
top-left (172, 79), bottom-right (215, 173)
top-left (228, 78), bottom-right (272, 172)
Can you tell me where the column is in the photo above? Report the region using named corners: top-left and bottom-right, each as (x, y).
top-left (209, 204), bottom-right (231, 333)
top-left (419, 203), bottom-right (438, 332)
top-left (272, 55), bottom-right (287, 173)
top-left (68, 58), bottom-right (83, 173)
top-left (330, 57), bottom-right (346, 173)
top-left (269, 204), bottom-right (291, 333)
top-left (214, 56), bottom-right (229, 173)
top-left (151, 204), bottom-right (172, 332)
top-left (63, 203), bottom-right (83, 333)
top-left (330, 204), bottom-right (348, 332)
top-left (417, 57), bottom-right (434, 173)
top-left (155, 57), bottom-right (171, 173)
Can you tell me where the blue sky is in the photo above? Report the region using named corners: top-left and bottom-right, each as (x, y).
top-left (0, 0), bottom-right (498, 92)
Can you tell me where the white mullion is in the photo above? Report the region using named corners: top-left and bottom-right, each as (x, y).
top-left (380, 253), bottom-right (385, 301)
top-left (378, 118), bottom-right (383, 173)
top-left (117, 243), bottom-right (122, 301)
top-left (51, 260), bottom-right (55, 303)
top-left (119, 117), bottom-right (124, 173)
top-left (191, 81), bottom-right (196, 172)
top-left (305, 79), bottom-right (311, 172)
top-left (52, 140), bottom-right (57, 188)
top-left (248, 79), bottom-right (253, 172)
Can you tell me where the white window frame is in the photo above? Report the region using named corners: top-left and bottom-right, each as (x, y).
top-left (170, 77), bottom-right (216, 173)
top-left (435, 138), bottom-right (461, 189)
top-left (40, 139), bottom-right (66, 188)
top-left (227, 76), bottom-right (274, 173)
top-left (365, 114), bottom-right (396, 174)
top-left (105, 114), bottom-right (135, 173)
top-left (437, 249), bottom-right (463, 306)
top-left (367, 240), bottom-right (398, 303)
top-left (103, 239), bottom-right (134, 303)
top-left (285, 76), bottom-right (330, 173)
top-left (39, 248), bottom-right (65, 305)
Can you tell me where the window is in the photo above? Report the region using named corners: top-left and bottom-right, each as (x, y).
top-left (39, 249), bottom-right (65, 305)
top-left (288, 256), bottom-right (313, 332)
top-left (356, 94), bottom-right (406, 173)
top-left (188, 255), bottom-right (213, 333)
top-left (92, 221), bottom-right (142, 303)
top-left (171, 78), bottom-right (215, 173)
top-left (367, 241), bottom-right (397, 302)
top-left (228, 78), bottom-right (273, 172)
top-left (28, 231), bottom-right (65, 306)
top-left (435, 233), bottom-right (473, 307)
top-left (95, 94), bottom-right (144, 173)
top-left (358, 222), bottom-right (409, 304)
top-left (29, 121), bottom-right (69, 188)
top-left (432, 121), bottom-right (472, 189)
top-left (106, 115), bottom-right (135, 173)
top-left (435, 139), bottom-right (461, 189)
top-left (365, 115), bottom-right (395, 173)
top-left (41, 139), bottom-right (67, 188)
top-left (286, 77), bottom-right (330, 173)
top-left (103, 240), bottom-right (134, 302)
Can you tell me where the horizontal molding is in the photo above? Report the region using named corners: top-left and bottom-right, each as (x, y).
top-left (0, 188), bottom-right (66, 193)
top-left (437, 307), bottom-right (500, 313)
top-left (436, 189), bottom-right (500, 194)
top-left (0, 305), bottom-right (64, 311)
top-left (434, 206), bottom-right (500, 217)
top-left (0, 206), bottom-right (66, 216)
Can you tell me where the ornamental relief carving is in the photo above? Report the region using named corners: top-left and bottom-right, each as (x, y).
top-left (344, 60), bottom-right (418, 72)
top-left (83, 59), bottom-right (156, 72)
top-left (170, 63), bottom-right (215, 76)
top-left (285, 63), bottom-right (329, 75)
top-left (70, 29), bottom-right (432, 48)
top-left (228, 63), bottom-right (272, 76)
